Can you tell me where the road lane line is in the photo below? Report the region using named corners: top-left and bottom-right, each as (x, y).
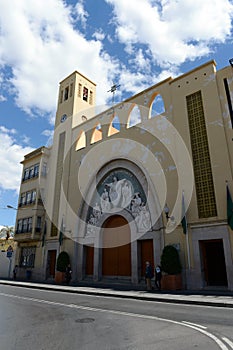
top-left (0, 291), bottom-right (228, 350)
top-left (222, 337), bottom-right (233, 349)
top-left (182, 321), bottom-right (207, 329)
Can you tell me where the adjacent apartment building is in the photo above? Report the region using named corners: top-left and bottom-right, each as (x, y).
top-left (13, 60), bottom-right (233, 290)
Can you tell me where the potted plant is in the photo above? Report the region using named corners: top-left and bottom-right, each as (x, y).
top-left (55, 251), bottom-right (70, 284)
top-left (160, 245), bottom-right (182, 290)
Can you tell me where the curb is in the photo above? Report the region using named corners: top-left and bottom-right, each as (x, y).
top-left (0, 280), bottom-right (233, 308)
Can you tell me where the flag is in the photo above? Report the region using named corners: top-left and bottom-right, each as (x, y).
top-left (42, 220), bottom-right (47, 247)
top-left (59, 218), bottom-right (64, 246)
top-left (227, 184), bottom-right (233, 230)
top-left (181, 191), bottom-right (187, 234)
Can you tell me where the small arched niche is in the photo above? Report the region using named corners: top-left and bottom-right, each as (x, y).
top-left (91, 123), bottom-right (102, 144)
top-left (76, 130), bottom-right (86, 151)
top-left (108, 115), bottom-right (120, 136)
top-left (127, 105), bottom-right (141, 128)
top-left (150, 94), bottom-right (165, 118)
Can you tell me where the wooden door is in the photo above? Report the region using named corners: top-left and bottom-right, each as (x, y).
top-left (102, 216), bottom-right (131, 276)
top-left (47, 250), bottom-right (56, 278)
top-left (85, 245), bottom-right (94, 275)
top-left (140, 239), bottom-right (154, 277)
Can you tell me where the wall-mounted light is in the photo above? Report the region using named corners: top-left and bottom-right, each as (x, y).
top-left (164, 204), bottom-right (175, 222)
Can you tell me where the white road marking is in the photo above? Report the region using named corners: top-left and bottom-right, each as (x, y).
top-left (182, 321), bottom-right (207, 329)
top-left (222, 337), bottom-right (233, 349)
top-left (0, 291), bottom-right (229, 350)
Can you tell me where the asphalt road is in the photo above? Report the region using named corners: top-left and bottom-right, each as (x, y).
top-left (0, 284), bottom-right (233, 350)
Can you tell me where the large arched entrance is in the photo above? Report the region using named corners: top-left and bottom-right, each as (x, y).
top-left (102, 215), bottom-right (131, 277)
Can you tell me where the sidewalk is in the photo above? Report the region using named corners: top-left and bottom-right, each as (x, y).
top-left (0, 279), bottom-right (233, 308)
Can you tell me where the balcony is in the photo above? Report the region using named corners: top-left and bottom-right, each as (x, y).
top-left (14, 231), bottom-right (33, 242)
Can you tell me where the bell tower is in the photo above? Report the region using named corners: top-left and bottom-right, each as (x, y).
top-left (55, 71), bottom-right (96, 128)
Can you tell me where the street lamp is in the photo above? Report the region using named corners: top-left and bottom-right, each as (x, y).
top-left (7, 205), bottom-right (17, 210)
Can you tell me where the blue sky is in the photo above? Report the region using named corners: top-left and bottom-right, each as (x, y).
top-left (0, 0), bottom-right (233, 228)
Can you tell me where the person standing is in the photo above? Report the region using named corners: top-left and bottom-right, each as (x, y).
top-left (65, 264), bottom-right (72, 285)
top-left (155, 265), bottom-right (162, 290)
top-left (13, 265), bottom-right (18, 280)
top-left (145, 261), bottom-right (153, 291)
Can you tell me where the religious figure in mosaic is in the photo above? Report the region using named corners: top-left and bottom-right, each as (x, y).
top-left (93, 203), bottom-right (101, 219)
top-left (135, 203), bottom-right (151, 231)
top-left (100, 188), bottom-right (111, 212)
top-left (105, 176), bottom-right (133, 208)
top-left (131, 193), bottom-right (142, 217)
top-left (121, 179), bottom-right (133, 209)
top-left (85, 171), bottom-right (151, 236)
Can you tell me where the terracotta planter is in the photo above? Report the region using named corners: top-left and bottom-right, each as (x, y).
top-left (55, 271), bottom-right (65, 284)
top-left (161, 274), bottom-right (182, 290)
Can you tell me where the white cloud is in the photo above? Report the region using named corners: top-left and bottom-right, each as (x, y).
top-left (93, 30), bottom-right (105, 41)
top-left (41, 129), bottom-right (53, 137)
top-left (74, 0), bottom-right (89, 28)
top-left (0, 0), bottom-right (120, 117)
top-left (106, 0), bottom-right (233, 66)
top-left (0, 0), bottom-right (233, 122)
top-left (0, 126), bottom-right (34, 191)
top-left (128, 49), bottom-right (152, 71)
top-left (0, 95), bottom-right (7, 102)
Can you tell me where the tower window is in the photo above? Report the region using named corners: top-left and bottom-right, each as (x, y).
top-left (83, 87), bottom-right (88, 101)
top-left (60, 90), bottom-right (63, 103)
top-left (64, 87), bottom-right (69, 101)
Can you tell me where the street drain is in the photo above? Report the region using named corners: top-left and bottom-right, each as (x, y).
top-left (75, 318), bottom-right (95, 323)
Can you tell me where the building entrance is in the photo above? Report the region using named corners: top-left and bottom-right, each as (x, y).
top-left (85, 245), bottom-right (94, 276)
top-left (140, 239), bottom-right (154, 278)
top-left (102, 215), bottom-right (131, 277)
top-left (200, 239), bottom-right (228, 286)
top-left (46, 250), bottom-right (56, 278)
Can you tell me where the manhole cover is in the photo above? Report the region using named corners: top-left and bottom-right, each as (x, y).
top-left (75, 318), bottom-right (95, 323)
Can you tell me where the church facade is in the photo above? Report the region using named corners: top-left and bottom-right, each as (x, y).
top-left (14, 60), bottom-right (233, 290)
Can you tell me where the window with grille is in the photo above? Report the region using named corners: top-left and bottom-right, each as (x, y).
top-left (20, 246), bottom-right (36, 267)
top-left (186, 90), bottom-right (217, 218)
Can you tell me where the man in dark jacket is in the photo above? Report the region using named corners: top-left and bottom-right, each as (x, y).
top-left (145, 261), bottom-right (153, 291)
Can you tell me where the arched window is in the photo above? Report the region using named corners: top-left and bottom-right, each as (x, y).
top-left (108, 115), bottom-right (120, 136)
top-left (76, 131), bottom-right (86, 151)
top-left (150, 94), bottom-right (165, 118)
top-left (127, 105), bottom-right (141, 128)
top-left (91, 123), bottom-right (102, 144)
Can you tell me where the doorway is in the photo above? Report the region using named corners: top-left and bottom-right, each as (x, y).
top-left (102, 215), bottom-right (131, 277)
top-left (200, 239), bottom-right (228, 286)
top-left (140, 239), bottom-right (154, 277)
top-left (85, 245), bottom-right (94, 276)
top-left (46, 250), bottom-right (56, 278)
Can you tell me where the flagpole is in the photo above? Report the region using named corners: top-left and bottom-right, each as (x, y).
top-left (186, 226), bottom-right (191, 270)
top-left (182, 190), bottom-right (191, 270)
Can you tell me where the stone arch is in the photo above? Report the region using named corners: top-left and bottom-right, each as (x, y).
top-left (75, 159), bottom-right (165, 282)
top-left (149, 93), bottom-right (165, 118)
top-left (76, 159), bottom-right (163, 245)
